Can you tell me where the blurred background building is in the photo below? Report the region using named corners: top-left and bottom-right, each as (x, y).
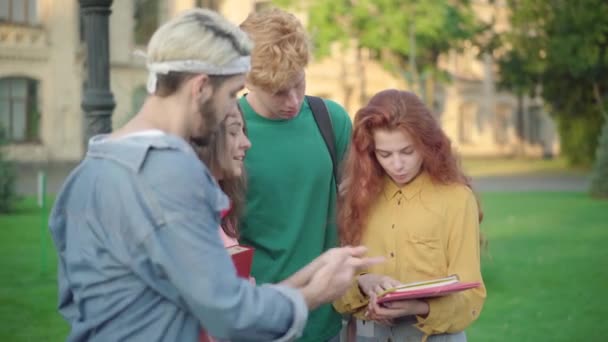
top-left (0, 0), bottom-right (558, 162)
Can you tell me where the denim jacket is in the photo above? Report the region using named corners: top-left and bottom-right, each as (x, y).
top-left (49, 133), bottom-right (307, 341)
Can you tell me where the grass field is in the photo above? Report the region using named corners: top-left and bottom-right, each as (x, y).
top-left (467, 192), bottom-right (608, 341)
top-left (1, 193), bottom-right (607, 341)
top-left (0, 198), bottom-right (67, 341)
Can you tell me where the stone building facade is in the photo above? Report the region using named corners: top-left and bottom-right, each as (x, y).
top-left (0, 0), bottom-right (557, 162)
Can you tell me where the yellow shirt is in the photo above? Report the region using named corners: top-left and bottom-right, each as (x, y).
top-left (334, 172), bottom-right (486, 337)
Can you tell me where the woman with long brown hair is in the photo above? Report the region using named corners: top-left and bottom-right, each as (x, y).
top-left (334, 89), bottom-right (486, 341)
top-left (195, 106), bottom-right (251, 342)
top-left (196, 105), bottom-right (250, 245)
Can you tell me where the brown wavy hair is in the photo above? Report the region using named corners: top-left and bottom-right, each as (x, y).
top-left (338, 89), bottom-right (483, 245)
top-left (194, 108), bottom-right (247, 239)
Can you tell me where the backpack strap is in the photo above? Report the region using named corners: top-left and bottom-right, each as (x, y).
top-left (306, 95), bottom-right (339, 189)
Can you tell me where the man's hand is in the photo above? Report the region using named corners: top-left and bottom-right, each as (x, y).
top-left (298, 246), bottom-right (384, 310)
top-left (280, 258), bottom-right (322, 288)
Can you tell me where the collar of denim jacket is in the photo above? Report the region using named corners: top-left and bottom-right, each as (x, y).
top-left (86, 133), bottom-right (197, 173)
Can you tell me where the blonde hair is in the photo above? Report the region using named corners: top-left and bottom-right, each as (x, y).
top-left (146, 9), bottom-right (252, 95)
top-left (240, 8), bottom-right (310, 93)
top-left (147, 8), bottom-right (251, 66)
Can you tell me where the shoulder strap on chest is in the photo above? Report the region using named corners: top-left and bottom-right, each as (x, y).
top-left (306, 95), bottom-right (339, 189)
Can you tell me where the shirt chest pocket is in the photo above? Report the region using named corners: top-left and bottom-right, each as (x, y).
top-left (402, 225), bottom-right (446, 278)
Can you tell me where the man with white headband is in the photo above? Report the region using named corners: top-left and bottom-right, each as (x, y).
top-left (48, 9), bottom-right (380, 342)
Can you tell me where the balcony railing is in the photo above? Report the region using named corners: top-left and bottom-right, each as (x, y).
top-left (0, 22), bottom-right (49, 60)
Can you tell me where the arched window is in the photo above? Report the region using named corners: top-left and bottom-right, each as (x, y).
top-left (0, 77), bottom-right (40, 142)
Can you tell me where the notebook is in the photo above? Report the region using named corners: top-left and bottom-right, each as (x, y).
top-left (377, 274), bottom-right (480, 304)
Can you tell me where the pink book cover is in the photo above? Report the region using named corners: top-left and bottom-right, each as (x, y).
top-left (377, 275), bottom-right (480, 304)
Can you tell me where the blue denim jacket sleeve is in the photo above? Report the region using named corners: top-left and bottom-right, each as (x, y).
top-left (135, 147), bottom-right (308, 341)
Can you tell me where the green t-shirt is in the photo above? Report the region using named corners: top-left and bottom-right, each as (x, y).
top-left (238, 96), bottom-right (352, 342)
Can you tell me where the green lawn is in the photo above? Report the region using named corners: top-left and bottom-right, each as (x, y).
top-left (0, 198), bottom-right (68, 341)
top-left (1, 193), bottom-right (607, 341)
top-left (468, 192), bottom-right (608, 341)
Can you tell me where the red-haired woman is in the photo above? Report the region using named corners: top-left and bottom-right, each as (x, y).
top-left (334, 90), bottom-right (486, 342)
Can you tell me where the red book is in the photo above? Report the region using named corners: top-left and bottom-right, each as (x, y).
top-left (377, 274), bottom-right (480, 304)
top-left (227, 245), bottom-right (255, 279)
top-left (199, 244), bottom-right (254, 342)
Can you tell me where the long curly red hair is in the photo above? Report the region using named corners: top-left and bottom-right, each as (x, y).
top-left (338, 89), bottom-right (482, 245)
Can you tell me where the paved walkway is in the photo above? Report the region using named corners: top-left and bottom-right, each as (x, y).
top-left (472, 173), bottom-right (589, 192)
top-left (15, 162), bottom-right (78, 196)
top-left (14, 162), bottom-right (591, 196)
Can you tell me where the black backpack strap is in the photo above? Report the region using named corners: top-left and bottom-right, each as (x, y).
top-left (306, 95), bottom-right (339, 189)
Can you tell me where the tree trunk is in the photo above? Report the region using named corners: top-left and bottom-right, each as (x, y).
top-left (592, 82), bottom-right (607, 119)
top-left (590, 115), bottom-right (608, 198)
top-left (426, 74), bottom-right (436, 116)
top-left (590, 81), bottom-right (608, 198)
top-left (408, 22), bottom-right (423, 97)
top-left (341, 51), bottom-right (353, 112)
top-left (357, 47), bottom-right (367, 106)
top-left (515, 92), bottom-right (525, 156)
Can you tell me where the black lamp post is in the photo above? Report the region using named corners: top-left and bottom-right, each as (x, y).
top-left (79, 0), bottom-right (115, 145)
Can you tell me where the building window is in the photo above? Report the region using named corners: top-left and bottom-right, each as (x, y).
top-left (79, 10), bottom-right (84, 43)
top-left (0, 0), bottom-right (37, 25)
top-left (458, 102), bottom-right (477, 144)
top-left (131, 85), bottom-right (147, 118)
top-left (134, 0), bottom-right (159, 46)
top-left (527, 105), bottom-right (542, 144)
top-left (494, 104), bottom-right (512, 145)
top-left (255, 1), bottom-right (272, 12)
top-left (0, 77), bottom-right (40, 142)
top-left (196, 0), bottom-right (221, 11)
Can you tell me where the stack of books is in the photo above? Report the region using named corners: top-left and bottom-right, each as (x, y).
top-left (377, 274), bottom-right (480, 304)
